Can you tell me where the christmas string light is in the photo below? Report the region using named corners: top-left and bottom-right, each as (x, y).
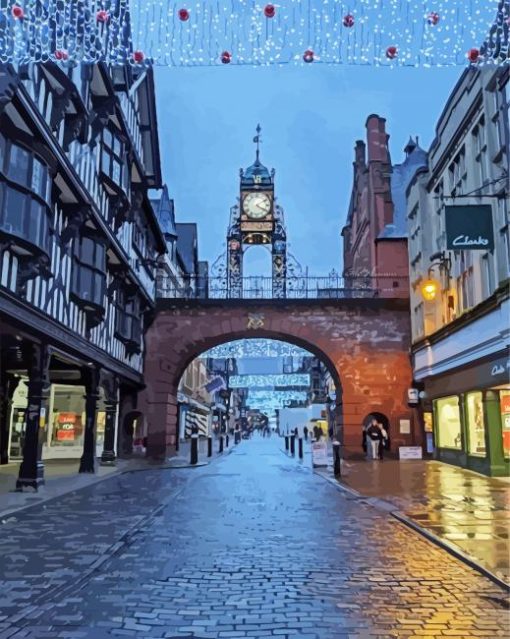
top-left (1, 0), bottom-right (505, 66)
top-left (229, 374), bottom-right (311, 388)
top-left (202, 339), bottom-right (311, 359)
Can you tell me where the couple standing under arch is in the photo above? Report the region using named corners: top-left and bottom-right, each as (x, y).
top-left (362, 413), bottom-right (390, 460)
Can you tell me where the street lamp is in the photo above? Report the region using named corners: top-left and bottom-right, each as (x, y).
top-left (420, 252), bottom-right (451, 302)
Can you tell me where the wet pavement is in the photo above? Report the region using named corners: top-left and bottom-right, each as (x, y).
top-left (337, 457), bottom-right (510, 585)
top-left (0, 436), bottom-right (508, 639)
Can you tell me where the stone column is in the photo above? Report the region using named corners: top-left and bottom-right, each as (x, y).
top-left (79, 367), bottom-right (100, 474)
top-left (100, 376), bottom-right (118, 466)
top-left (16, 344), bottom-right (50, 491)
top-left (0, 373), bottom-right (20, 465)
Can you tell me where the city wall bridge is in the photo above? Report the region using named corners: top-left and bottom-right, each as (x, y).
top-left (141, 274), bottom-right (416, 459)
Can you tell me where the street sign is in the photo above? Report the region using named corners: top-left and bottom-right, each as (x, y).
top-left (399, 446), bottom-right (423, 460)
top-left (311, 440), bottom-right (328, 467)
top-left (445, 205), bottom-right (494, 250)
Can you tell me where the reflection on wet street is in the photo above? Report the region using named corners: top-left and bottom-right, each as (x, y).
top-left (0, 436), bottom-right (508, 638)
top-left (341, 457), bottom-right (510, 583)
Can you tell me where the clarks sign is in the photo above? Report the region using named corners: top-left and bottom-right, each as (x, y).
top-left (445, 205), bottom-right (494, 251)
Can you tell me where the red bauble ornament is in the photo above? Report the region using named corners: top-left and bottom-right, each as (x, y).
top-left (221, 51), bottom-right (231, 64)
top-left (427, 12), bottom-right (440, 26)
top-left (11, 5), bottom-right (24, 19)
top-left (467, 47), bottom-right (479, 63)
top-left (343, 14), bottom-right (355, 28)
top-left (96, 10), bottom-right (109, 23)
top-left (303, 49), bottom-right (314, 63)
top-left (178, 8), bottom-right (190, 21)
top-left (54, 49), bottom-right (69, 61)
top-left (132, 50), bottom-right (145, 63)
top-left (264, 4), bottom-right (276, 18)
top-left (386, 46), bottom-right (398, 59)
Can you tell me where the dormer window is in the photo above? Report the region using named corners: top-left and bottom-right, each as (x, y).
top-left (70, 236), bottom-right (106, 318)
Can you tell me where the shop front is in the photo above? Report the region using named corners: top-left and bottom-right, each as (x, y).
top-left (422, 351), bottom-right (510, 476)
top-left (9, 380), bottom-right (109, 461)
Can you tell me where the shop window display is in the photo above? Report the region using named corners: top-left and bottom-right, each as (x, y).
top-left (466, 392), bottom-right (486, 456)
top-left (435, 395), bottom-right (462, 449)
top-left (500, 389), bottom-right (510, 459)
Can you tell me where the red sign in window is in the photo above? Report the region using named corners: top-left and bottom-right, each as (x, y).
top-left (500, 394), bottom-right (510, 415)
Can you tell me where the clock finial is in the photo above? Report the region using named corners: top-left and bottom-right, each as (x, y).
top-left (253, 124), bottom-right (262, 162)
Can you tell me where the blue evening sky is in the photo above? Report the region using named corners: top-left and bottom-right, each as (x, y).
top-left (154, 64), bottom-right (461, 275)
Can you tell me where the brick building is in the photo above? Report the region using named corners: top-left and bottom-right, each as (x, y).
top-left (341, 114), bottom-right (427, 296)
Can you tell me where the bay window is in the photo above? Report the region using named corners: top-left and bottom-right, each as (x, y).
top-left (115, 290), bottom-right (141, 352)
top-left (0, 138), bottom-right (52, 257)
top-left (71, 236), bottom-right (106, 310)
top-left (101, 128), bottom-right (125, 188)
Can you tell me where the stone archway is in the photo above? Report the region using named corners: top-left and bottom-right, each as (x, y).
top-left (141, 298), bottom-right (414, 460)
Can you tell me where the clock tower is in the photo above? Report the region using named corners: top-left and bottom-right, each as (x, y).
top-left (226, 125), bottom-right (287, 298)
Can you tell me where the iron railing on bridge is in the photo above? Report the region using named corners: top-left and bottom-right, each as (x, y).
top-left (157, 274), bottom-right (409, 300)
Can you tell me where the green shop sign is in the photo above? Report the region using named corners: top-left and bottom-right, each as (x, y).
top-left (445, 205), bottom-right (494, 250)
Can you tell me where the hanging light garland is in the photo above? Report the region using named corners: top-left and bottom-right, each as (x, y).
top-left (4, 0), bottom-right (502, 67)
top-left (203, 339), bottom-right (311, 359)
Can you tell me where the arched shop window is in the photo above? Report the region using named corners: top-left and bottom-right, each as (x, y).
top-left (71, 236), bottom-right (106, 310)
top-left (0, 136), bottom-right (52, 256)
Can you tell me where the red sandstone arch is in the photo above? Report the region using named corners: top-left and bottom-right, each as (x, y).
top-left (141, 298), bottom-right (416, 459)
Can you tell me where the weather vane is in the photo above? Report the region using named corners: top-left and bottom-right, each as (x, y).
top-left (253, 124), bottom-right (262, 161)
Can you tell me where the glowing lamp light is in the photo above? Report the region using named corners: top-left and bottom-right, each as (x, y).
top-left (54, 49), bottom-right (69, 61)
top-left (421, 278), bottom-right (440, 301)
top-left (427, 12), bottom-right (440, 26)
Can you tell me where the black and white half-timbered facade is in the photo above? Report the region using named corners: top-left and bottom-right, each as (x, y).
top-left (0, 60), bottom-right (165, 489)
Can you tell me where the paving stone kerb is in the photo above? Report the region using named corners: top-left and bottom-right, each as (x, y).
top-left (142, 298), bottom-right (415, 460)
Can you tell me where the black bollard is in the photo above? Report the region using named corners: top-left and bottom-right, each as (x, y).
top-left (219, 435), bottom-right (224, 453)
top-left (285, 436), bottom-right (289, 451)
top-left (298, 437), bottom-right (303, 459)
top-left (333, 441), bottom-right (341, 476)
top-left (207, 436), bottom-right (212, 457)
top-left (290, 434), bottom-right (295, 456)
top-left (190, 433), bottom-right (199, 465)
top-left (226, 434), bottom-right (229, 448)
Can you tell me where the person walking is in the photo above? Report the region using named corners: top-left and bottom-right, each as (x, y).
top-left (365, 418), bottom-right (384, 460)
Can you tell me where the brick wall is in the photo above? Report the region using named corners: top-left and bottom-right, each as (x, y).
top-left (141, 299), bottom-right (415, 460)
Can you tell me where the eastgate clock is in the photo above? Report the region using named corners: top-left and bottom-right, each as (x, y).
top-left (243, 192), bottom-right (271, 219)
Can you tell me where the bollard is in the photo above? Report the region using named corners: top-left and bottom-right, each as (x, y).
top-left (226, 433), bottom-right (229, 448)
top-left (298, 437), bottom-right (303, 459)
top-left (290, 434), bottom-right (295, 456)
top-left (285, 435), bottom-right (289, 451)
top-left (190, 433), bottom-right (199, 465)
top-left (219, 435), bottom-right (224, 453)
top-left (207, 436), bottom-right (212, 457)
top-left (332, 441), bottom-right (341, 476)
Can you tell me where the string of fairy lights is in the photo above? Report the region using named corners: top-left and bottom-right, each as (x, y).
top-left (0, 0), bottom-right (508, 66)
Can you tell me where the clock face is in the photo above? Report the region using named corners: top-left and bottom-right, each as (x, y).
top-left (243, 192), bottom-right (271, 219)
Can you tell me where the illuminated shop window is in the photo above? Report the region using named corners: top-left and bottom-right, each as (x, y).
top-left (435, 395), bottom-right (462, 449)
top-left (466, 392), bottom-right (486, 457)
top-left (500, 389), bottom-right (510, 460)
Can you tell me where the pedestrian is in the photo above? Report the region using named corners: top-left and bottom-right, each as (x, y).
top-left (365, 418), bottom-right (384, 460)
top-left (304, 425), bottom-right (308, 441)
top-left (378, 420), bottom-right (388, 460)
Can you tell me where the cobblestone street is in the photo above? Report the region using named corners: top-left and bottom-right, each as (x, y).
top-left (0, 437), bottom-right (508, 639)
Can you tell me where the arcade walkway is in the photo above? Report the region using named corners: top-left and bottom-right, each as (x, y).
top-left (0, 436), bottom-right (508, 639)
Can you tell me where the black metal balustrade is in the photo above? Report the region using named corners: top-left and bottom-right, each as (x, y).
top-left (158, 274), bottom-right (409, 300)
